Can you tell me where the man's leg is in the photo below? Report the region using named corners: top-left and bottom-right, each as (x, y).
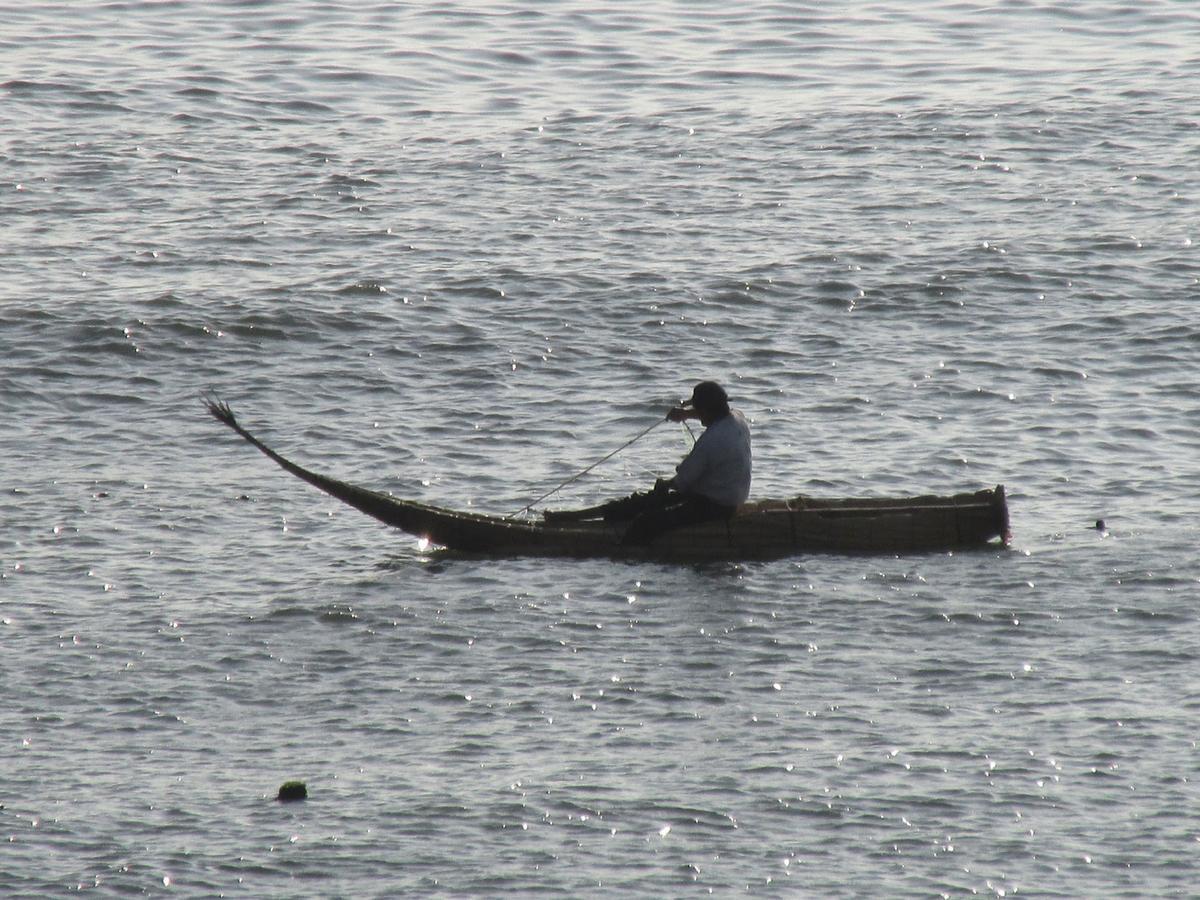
top-left (620, 494), bottom-right (733, 546)
top-left (543, 482), bottom-right (668, 524)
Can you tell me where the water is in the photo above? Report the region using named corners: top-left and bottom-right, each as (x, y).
top-left (3, 1), bottom-right (1199, 895)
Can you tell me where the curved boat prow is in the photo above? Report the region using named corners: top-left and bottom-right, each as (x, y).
top-left (202, 397), bottom-right (425, 533)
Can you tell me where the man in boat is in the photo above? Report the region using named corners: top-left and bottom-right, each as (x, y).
top-left (546, 380), bottom-right (752, 545)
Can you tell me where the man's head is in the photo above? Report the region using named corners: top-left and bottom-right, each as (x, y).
top-left (686, 380), bottom-right (730, 425)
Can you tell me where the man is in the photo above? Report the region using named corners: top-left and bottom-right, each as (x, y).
top-left (546, 381), bottom-right (752, 545)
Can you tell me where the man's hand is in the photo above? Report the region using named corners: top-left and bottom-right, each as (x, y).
top-left (666, 406), bottom-right (695, 423)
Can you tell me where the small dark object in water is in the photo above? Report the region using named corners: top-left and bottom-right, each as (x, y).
top-left (277, 781), bottom-right (307, 802)
top-left (1095, 519), bottom-right (1106, 532)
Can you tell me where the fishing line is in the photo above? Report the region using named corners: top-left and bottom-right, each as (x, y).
top-left (508, 418), bottom-right (667, 519)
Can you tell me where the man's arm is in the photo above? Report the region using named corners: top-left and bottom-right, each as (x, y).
top-left (663, 405), bottom-right (702, 490)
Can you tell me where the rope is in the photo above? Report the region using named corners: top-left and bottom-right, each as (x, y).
top-left (507, 418), bottom-right (666, 519)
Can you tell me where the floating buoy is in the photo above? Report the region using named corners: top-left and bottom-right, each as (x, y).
top-left (277, 781), bottom-right (307, 802)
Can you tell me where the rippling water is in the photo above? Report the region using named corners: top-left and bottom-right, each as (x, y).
top-left (3, 1), bottom-right (1199, 896)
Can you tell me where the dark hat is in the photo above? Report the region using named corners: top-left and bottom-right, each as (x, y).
top-left (686, 381), bottom-right (729, 410)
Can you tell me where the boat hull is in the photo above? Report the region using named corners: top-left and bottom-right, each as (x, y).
top-left (401, 488), bottom-right (1010, 560)
top-left (205, 399), bottom-right (1009, 560)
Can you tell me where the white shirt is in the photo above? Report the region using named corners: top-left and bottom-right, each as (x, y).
top-left (672, 410), bottom-right (752, 507)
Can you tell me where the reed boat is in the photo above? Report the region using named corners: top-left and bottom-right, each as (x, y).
top-left (204, 399), bottom-right (1010, 560)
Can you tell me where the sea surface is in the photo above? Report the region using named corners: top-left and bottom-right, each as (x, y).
top-left (3, 1), bottom-right (1199, 896)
